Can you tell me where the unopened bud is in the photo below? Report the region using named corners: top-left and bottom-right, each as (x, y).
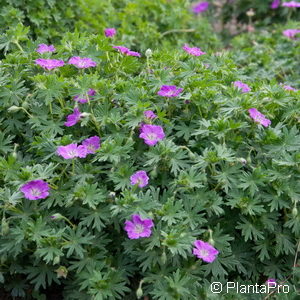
top-left (8, 106), bottom-right (21, 113)
top-left (136, 287), bottom-right (143, 299)
top-left (80, 112), bottom-right (90, 118)
top-left (1, 217), bottom-right (9, 235)
top-left (239, 158), bottom-right (247, 165)
top-left (53, 256), bottom-right (60, 265)
top-left (246, 9), bottom-right (255, 17)
top-left (55, 266), bottom-right (68, 279)
top-left (22, 101), bottom-right (29, 109)
top-left (161, 251), bottom-right (167, 264)
top-left (292, 206), bottom-right (298, 217)
top-left (50, 213), bottom-right (63, 220)
top-left (145, 48), bottom-right (152, 58)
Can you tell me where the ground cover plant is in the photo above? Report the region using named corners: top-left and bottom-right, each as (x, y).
top-left (0, 1), bottom-right (300, 299)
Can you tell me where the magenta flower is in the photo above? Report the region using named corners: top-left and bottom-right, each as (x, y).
top-left (144, 110), bottom-right (157, 119)
top-left (35, 58), bottom-right (64, 70)
top-left (182, 44), bottom-right (206, 56)
top-left (20, 180), bottom-right (50, 200)
top-left (36, 44), bottom-right (56, 53)
top-left (113, 46), bottom-right (130, 54)
top-left (57, 143), bottom-right (87, 159)
top-left (139, 124), bottom-right (165, 146)
top-left (82, 136), bottom-right (101, 154)
top-left (113, 46), bottom-right (141, 57)
top-left (68, 56), bottom-right (97, 68)
top-left (282, 84), bottom-right (298, 91)
top-left (157, 85), bottom-right (183, 97)
top-left (282, 1), bottom-right (300, 7)
top-left (271, 0), bottom-right (280, 8)
top-left (193, 240), bottom-right (219, 263)
top-left (266, 278), bottom-right (276, 285)
top-left (64, 107), bottom-right (82, 127)
top-left (282, 29), bottom-right (300, 38)
top-left (130, 171), bottom-right (149, 188)
top-left (192, 1), bottom-right (209, 14)
top-left (248, 108), bottom-right (271, 127)
top-left (124, 214), bottom-right (154, 239)
top-left (104, 28), bottom-right (117, 37)
top-left (233, 81), bottom-right (251, 93)
top-left (74, 88), bottom-right (96, 104)
top-left (127, 50), bottom-right (141, 57)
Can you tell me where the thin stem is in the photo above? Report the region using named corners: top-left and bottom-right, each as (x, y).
top-left (21, 107), bottom-right (33, 118)
top-left (160, 29), bottom-right (195, 38)
top-left (14, 41), bottom-right (24, 52)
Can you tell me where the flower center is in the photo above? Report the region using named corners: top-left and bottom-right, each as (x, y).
top-left (134, 224), bottom-right (145, 234)
top-left (199, 249), bottom-right (208, 257)
top-left (30, 188), bottom-right (41, 196)
top-left (68, 150), bottom-right (77, 157)
top-left (147, 133), bottom-right (157, 140)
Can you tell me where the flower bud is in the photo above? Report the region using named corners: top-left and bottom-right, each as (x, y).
top-left (50, 213), bottom-right (63, 220)
top-left (80, 112), bottom-right (90, 118)
top-left (145, 48), bottom-right (152, 58)
top-left (292, 206), bottom-right (298, 217)
top-left (53, 256), bottom-right (60, 265)
top-left (8, 106), bottom-right (21, 113)
top-left (22, 101), bottom-right (29, 109)
top-left (161, 251), bottom-right (167, 264)
top-left (136, 286), bottom-right (143, 299)
top-left (238, 158), bottom-right (247, 165)
top-left (55, 266), bottom-right (68, 278)
top-left (1, 217), bottom-right (9, 235)
top-left (246, 9), bottom-right (255, 17)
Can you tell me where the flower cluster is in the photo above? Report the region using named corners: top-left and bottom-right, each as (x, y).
top-left (233, 81), bottom-right (251, 93)
top-left (182, 44), bottom-right (206, 56)
top-left (113, 46), bottom-right (141, 57)
top-left (282, 1), bottom-right (300, 7)
top-left (192, 1), bottom-right (209, 14)
top-left (271, 0), bottom-right (280, 9)
top-left (130, 170), bottom-right (149, 187)
top-left (35, 58), bottom-right (64, 70)
top-left (20, 179), bottom-right (50, 200)
top-left (282, 29), bottom-right (300, 38)
top-left (157, 85), bottom-right (183, 97)
top-left (36, 44), bottom-right (56, 53)
top-left (139, 124), bottom-right (165, 146)
top-left (248, 108), bottom-right (271, 127)
top-left (68, 56), bottom-right (97, 68)
top-left (57, 136), bottom-right (100, 159)
top-left (104, 28), bottom-right (117, 37)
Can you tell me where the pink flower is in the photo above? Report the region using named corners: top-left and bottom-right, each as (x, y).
top-left (144, 110), bottom-right (157, 119)
top-left (182, 44), bottom-right (206, 56)
top-left (271, 0), bottom-right (281, 8)
top-left (74, 88), bottom-right (96, 104)
top-left (248, 108), bottom-right (271, 127)
top-left (266, 278), bottom-right (276, 285)
top-left (113, 46), bottom-right (141, 57)
top-left (192, 1), bottom-right (209, 14)
top-left (157, 85), bottom-right (183, 97)
top-left (104, 28), bottom-right (117, 37)
top-left (233, 81), bottom-right (251, 93)
top-left (20, 180), bottom-right (50, 200)
top-left (35, 59), bottom-right (64, 70)
top-left (282, 84), bottom-right (298, 91)
top-left (130, 171), bottom-right (149, 188)
top-left (282, 1), bottom-right (300, 7)
top-left (64, 107), bottom-right (82, 127)
top-left (193, 240), bottom-right (219, 263)
top-left (57, 143), bottom-right (87, 159)
top-left (139, 124), bottom-right (165, 146)
top-left (81, 136), bottom-right (101, 154)
top-left (68, 56), bottom-right (97, 68)
top-left (127, 50), bottom-right (141, 57)
top-left (282, 29), bottom-right (300, 38)
top-left (36, 44), bottom-right (56, 53)
top-left (124, 214), bottom-right (154, 239)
